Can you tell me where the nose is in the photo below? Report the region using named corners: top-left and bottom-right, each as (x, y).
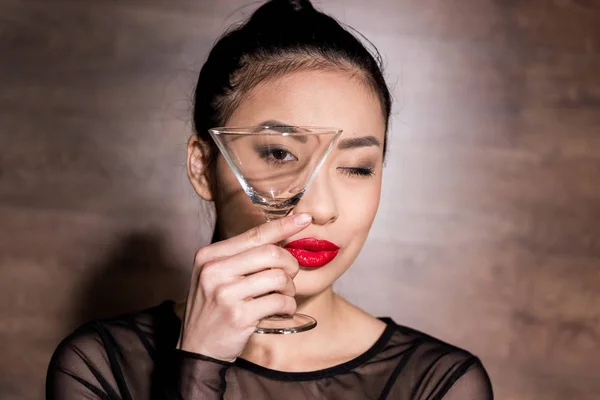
top-left (293, 169), bottom-right (338, 225)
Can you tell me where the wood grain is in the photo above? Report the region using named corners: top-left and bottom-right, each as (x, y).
top-left (1, 0), bottom-right (599, 399)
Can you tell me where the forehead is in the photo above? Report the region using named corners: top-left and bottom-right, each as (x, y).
top-left (225, 70), bottom-right (386, 141)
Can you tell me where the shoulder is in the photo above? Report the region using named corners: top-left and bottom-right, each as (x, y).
top-left (380, 319), bottom-right (493, 399)
top-left (46, 316), bottom-right (123, 399)
top-left (46, 301), bottom-right (177, 398)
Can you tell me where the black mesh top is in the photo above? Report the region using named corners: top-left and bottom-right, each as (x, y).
top-left (46, 301), bottom-right (493, 399)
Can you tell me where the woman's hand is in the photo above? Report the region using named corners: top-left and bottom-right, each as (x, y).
top-left (176, 213), bottom-right (312, 362)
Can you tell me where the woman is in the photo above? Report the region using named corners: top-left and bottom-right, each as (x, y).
top-left (47, 0), bottom-right (493, 399)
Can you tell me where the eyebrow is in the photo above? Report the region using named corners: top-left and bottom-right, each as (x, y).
top-left (256, 120), bottom-right (294, 130)
top-left (337, 136), bottom-right (381, 150)
top-left (254, 120), bottom-right (307, 142)
top-left (255, 120), bottom-right (305, 134)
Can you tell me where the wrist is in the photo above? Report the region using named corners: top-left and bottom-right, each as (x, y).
top-left (174, 348), bottom-right (235, 365)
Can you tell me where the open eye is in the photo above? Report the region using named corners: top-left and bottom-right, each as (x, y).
top-left (257, 146), bottom-right (298, 165)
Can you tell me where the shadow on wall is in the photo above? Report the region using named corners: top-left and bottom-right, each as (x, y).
top-left (72, 230), bottom-right (189, 326)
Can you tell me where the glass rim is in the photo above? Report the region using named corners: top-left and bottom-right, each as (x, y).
top-left (209, 125), bottom-right (343, 135)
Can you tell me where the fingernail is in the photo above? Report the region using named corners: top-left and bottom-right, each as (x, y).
top-left (293, 213), bottom-right (312, 225)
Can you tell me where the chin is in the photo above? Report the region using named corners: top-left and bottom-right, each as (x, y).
top-left (294, 283), bottom-right (322, 297)
top-left (294, 265), bottom-right (346, 298)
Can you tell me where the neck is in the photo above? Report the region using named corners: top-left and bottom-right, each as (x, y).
top-left (239, 286), bottom-right (349, 369)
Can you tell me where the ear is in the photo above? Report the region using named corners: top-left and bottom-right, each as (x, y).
top-left (186, 135), bottom-right (214, 201)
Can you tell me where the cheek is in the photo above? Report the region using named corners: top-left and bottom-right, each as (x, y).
top-left (340, 178), bottom-right (382, 233)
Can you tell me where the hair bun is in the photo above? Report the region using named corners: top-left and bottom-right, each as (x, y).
top-left (284, 0), bottom-right (316, 12)
top-left (249, 0), bottom-right (317, 23)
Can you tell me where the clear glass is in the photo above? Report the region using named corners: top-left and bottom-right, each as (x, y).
top-left (208, 125), bottom-right (342, 334)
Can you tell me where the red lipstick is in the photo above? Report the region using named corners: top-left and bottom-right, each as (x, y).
top-left (284, 238), bottom-right (340, 268)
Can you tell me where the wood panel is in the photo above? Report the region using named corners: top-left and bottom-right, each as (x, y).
top-left (1, 0), bottom-right (599, 399)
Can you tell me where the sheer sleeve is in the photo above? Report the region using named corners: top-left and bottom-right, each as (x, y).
top-left (46, 325), bottom-right (120, 400)
top-left (46, 323), bottom-right (232, 400)
top-left (385, 335), bottom-right (494, 400)
top-left (438, 358), bottom-right (493, 400)
top-left (166, 350), bottom-right (232, 399)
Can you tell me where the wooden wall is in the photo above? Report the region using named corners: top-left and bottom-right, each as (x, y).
top-left (1, 1), bottom-right (599, 399)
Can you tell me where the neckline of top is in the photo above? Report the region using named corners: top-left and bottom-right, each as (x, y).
top-left (233, 316), bottom-right (397, 381)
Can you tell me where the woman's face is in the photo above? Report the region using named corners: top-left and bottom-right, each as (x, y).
top-left (198, 69), bottom-right (386, 296)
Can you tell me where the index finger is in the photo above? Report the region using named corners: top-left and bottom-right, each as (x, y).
top-left (200, 213), bottom-right (312, 261)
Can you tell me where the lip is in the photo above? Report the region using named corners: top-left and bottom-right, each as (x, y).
top-left (284, 238), bottom-right (340, 268)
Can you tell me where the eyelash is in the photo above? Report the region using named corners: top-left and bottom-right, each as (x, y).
top-left (339, 167), bottom-right (375, 178)
top-left (256, 147), bottom-right (297, 165)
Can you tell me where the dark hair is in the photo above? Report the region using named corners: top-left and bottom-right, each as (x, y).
top-left (192, 0), bottom-right (392, 172)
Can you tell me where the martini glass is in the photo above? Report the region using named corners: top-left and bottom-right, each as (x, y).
top-left (208, 125), bottom-right (342, 334)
